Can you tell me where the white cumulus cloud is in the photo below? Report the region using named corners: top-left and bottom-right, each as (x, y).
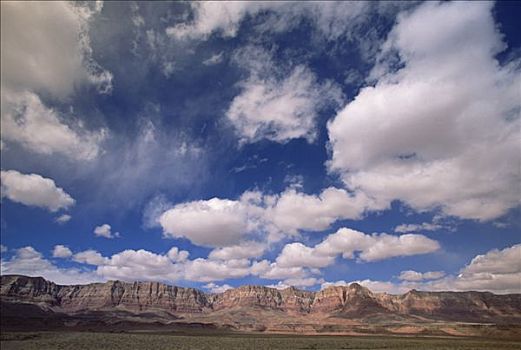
top-left (227, 46), bottom-right (342, 144)
top-left (158, 186), bottom-right (385, 247)
top-left (97, 249), bottom-right (182, 282)
top-left (327, 1), bottom-right (521, 221)
top-left (93, 224), bottom-right (120, 239)
top-left (265, 187), bottom-right (385, 234)
top-left (73, 250), bottom-right (109, 266)
top-left (208, 241), bottom-right (267, 260)
top-left (52, 245), bottom-right (73, 258)
top-left (250, 259), bottom-right (311, 281)
top-left (166, 247), bottom-right (190, 263)
top-left (398, 270), bottom-right (445, 282)
top-left (0, 1), bottom-right (111, 98)
top-left (268, 277), bottom-right (324, 290)
top-left (461, 244), bottom-right (521, 276)
top-left (159, 198), bottom-right (254, 247)
top-left (312, 227), bottom-right (440, 263)
top-left (276, 242), bottom-right (335, 269)
top-left (1, 246), bottom-right (101, 285)
top-left (324, 244), bottom-right (521, 295)
top-left (0, 2), bottom-right (111, 160)
top-left (1, 170), bottom-right (75, 212)
top-left (55, 214), bottom-right (72, 225)
top-left (1, 92), bottom-right (108, 161)
top-left (184, 258), bottom-right (252, 282)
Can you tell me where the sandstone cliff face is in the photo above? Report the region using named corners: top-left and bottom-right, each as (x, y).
top-left (376, 289), bottom-right (521, 321)
top-left (2, 274), bottom-right (521, 323)
top-left (1, 275), bottom-right (208, 314)
top-left (107, 281), bottom-right (207, 313)
top-left (1, 275), bottom-right (60, 305)
top-left (310, 283), bottom-right (389, 315)
top-left (279, 286), bottom-right (314, 313)
top-left (211, 286), bottom-right (315, 313)
top-left (311, 286), bottom-right (347, 313)
top-left (57, 281), bottom-right (121, 311)
top-left (211, 286), bottom-right (283, 311)
top-left (339, 283), bottom-right (388, 315)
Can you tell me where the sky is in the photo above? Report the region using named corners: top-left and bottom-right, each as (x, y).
top-left (0, 1), bottom-right (520, 295)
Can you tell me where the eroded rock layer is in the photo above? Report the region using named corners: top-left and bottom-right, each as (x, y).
top-left (1, 274), bottom-right (520, 323)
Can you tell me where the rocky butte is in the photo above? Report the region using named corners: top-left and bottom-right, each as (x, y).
top-left (1, 275), bottom-right (521, 337)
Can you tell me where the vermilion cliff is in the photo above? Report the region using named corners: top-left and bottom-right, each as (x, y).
top-left (2, 274), bottom-right (521, 335)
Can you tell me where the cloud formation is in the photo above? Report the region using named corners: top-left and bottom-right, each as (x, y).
top-left (97, 249), bottom-right (182, 282)
top-left (227, 46), bottom-right (342, 144)
top-left (320, 279), bottom-right (408, 295)
top-left (202, 52), bottom-right (224, 66)
top-left (184, 258), bottom-right (252, 282)
top-left (166, 2), bottom-right (382, 42)
top-left (158, 186), bottom-right (387, 248)
top-left (0, 1), bottom-right (111, 160)
top-left (277, 228), bottom-right (440, 267)
top-left (264, 187), bottom-right (385, 234)
top-left (398, 270), bottom-right (445, 282)
top-left (166, 247), bottom-right (190, 263)
top-left (3, 242), bottom-right (518, 294)
top-left (1, 92), bottom-right (108, 161)
top-left (203, 282), bottom-right (233, 294)
top-left (52, 245), bottom-right (73, 258)
top-left (73, 249), bottom-right (109, 266)
top-left (462, 244), bottom-right (521, 276)
top-left (0, 2), bottom-right (518, 298)
top-left (209, 242), bottom-right (267, 260)
top-left (327, 1), bottom-right (521, 221)
top-left (159, 198), bottom-right (254, 247)
top-left (394, 222), bottom-right (443, 234)
top-left (94, 224), bottom-right (120, 239)
top-left (55, 214), bottom-right (72, 225)
top-left (324, 244), bottom-right (521, 294)
top-left (1, 246), bottom-right (100, 285)
top-left (0, 1), bottom-right (111, 99)
top-left (276, 243), bottom-right (335, 269)
top-left (1, 170), bottom-right (75, 212)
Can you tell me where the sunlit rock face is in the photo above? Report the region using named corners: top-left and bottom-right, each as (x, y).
top-left (1, 275), bottom-right (209, 313)
top-left (1, 275), bottom-right (61, 305)
top-left (311, 283), bottom-right (388, 316)
top-left (2, 275), bottom-right (521, 324)
top-left (210, 285), bottom-right (315, 313)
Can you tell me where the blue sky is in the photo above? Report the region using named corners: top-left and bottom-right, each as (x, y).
top-left (1, 1), bottom-right (520, 294)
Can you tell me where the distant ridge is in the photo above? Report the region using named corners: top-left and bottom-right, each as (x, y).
top-left (2, 274), bottom-right (521, 336)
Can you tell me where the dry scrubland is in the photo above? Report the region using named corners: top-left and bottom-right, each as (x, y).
top-left (2, 332), bottom-right (521, 350)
